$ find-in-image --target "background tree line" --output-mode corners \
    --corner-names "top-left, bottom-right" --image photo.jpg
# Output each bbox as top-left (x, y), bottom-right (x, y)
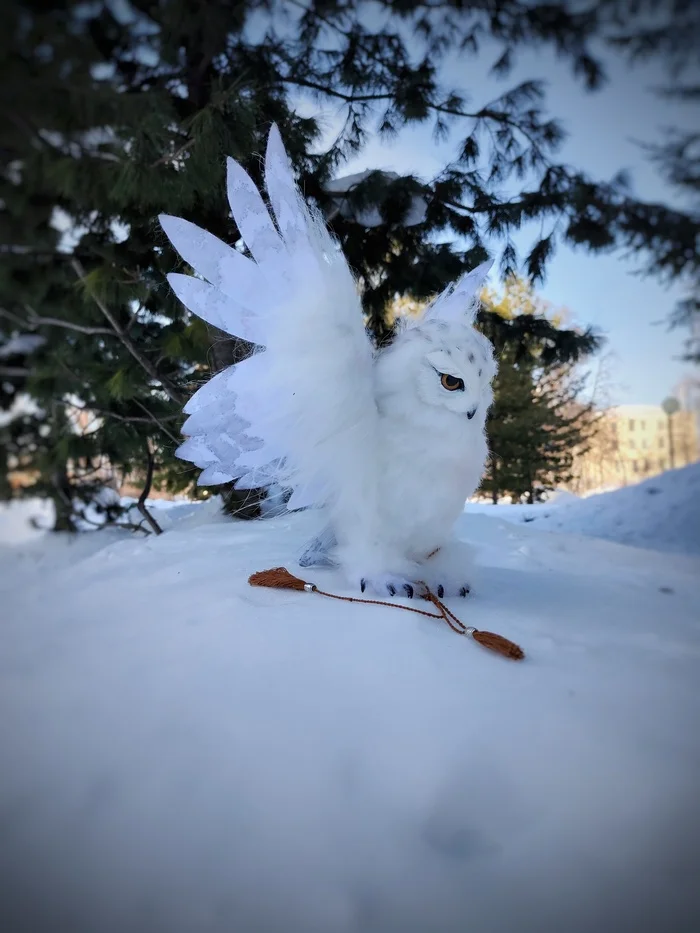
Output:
top-left (1, 0), bottom-right (697, 528)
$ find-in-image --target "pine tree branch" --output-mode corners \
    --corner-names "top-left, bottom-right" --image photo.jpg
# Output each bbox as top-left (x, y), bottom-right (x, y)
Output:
top-left (1, 106), bottom-right (54, 152)
top-left (280, 76), bottom-right (394, 104)
top-left (440, 198), bottom-right (479, 215)
top-left (282, 4), bottom-right (557, 159)
top-left (70, 259), bottom-right (186, 406)
top-left (0, 365), bottom-right (30, 377)
top-left (151, 138), bottom-right (194, 167)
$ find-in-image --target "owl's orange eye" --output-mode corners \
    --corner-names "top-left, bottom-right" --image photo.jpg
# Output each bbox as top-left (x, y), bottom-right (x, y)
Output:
top-left (440, 372), bottom-right (465, 392)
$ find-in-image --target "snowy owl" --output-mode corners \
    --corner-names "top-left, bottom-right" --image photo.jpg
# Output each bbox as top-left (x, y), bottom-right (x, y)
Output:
top-left (161, 126), bottom-right (497, 597)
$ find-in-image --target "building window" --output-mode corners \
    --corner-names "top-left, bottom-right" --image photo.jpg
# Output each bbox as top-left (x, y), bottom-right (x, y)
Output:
top-left (640, 420), bottom-right (646, 430)
top-left (629, 439), bottom-right (636, 449)
top-left (632, 460), bottom-right (638, 472)
top-left (629, 419), bottom-right (635, 431)
top-left (658, 437), bottom-right (665, 449)
top-left (642, 458), bottom-right (649, 472)
top-left (642, 438), bottom-right (649, 449)
top-left (659, 459), bottom-right (666, 470)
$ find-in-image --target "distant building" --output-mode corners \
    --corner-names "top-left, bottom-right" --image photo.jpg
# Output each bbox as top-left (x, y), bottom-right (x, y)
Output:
top-left (569, 403), bottom-right (698, 494)
top-left (675, 375), bottom-right (700, 456)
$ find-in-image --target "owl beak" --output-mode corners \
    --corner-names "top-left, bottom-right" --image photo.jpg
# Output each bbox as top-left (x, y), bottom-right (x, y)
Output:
top-left (467, 407), bottom-right (477, 420)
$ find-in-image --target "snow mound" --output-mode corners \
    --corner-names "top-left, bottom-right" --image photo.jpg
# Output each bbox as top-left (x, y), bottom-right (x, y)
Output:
top-left (469, 463), bottom-right (700, 556)
top-left (0, 497), bottom-right (217, 594)
top-left (1, 504), bottom-right (699, 933)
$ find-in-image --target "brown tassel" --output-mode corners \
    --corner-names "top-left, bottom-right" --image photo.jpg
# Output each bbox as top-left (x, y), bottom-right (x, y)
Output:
top-left (248, 567), bottom-right (315, 592)
top-left (247, 567), bottom-right (525, 661)
top-left (472, 629), bottom-right (524, 661)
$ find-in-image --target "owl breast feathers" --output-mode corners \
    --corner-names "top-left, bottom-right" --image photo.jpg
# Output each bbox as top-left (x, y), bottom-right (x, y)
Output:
top-left (161, 125), bottom-right (497, 596)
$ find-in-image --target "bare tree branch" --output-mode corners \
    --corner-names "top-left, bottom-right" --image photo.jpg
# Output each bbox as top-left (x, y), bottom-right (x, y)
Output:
top-left (56, 397), bottom-right (181, 434)
top-left (70, 506), bottom-right (151, 535)
top-left (0, 307), bottom-right (30, 328)
top-left (22, 305), bottom-right (114, 336)
top-left (137, 441), bottom-right (163, 535)
top-left (132, 397), bottom-right (181, 444)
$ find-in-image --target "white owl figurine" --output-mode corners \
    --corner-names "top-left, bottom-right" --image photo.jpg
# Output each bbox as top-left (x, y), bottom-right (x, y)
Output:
top-left (161, 126), bottom-right (497, 597)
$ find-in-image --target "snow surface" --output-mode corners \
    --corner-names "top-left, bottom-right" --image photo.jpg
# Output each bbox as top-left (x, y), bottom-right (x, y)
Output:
top-left (1, 485), bottom-right (700, 933)
top-left (466, 462), bottom-right (700, 556)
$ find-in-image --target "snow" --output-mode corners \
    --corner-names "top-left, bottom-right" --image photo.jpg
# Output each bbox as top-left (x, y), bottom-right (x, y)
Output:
top-left (0, 393), bottom-right (40, 427)
top-left (467, 462), bottom-right (700, 556)
top-left (0, 497), bottom-right (211, 589)
top-left (0, 333), bottom-right (45, 359)
top-left (1, 483), bottom-right (700, 933)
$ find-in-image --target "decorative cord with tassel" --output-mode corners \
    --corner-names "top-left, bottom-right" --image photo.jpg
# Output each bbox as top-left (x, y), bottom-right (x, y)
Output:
top-left (248, 567), bottom-right (524, 661)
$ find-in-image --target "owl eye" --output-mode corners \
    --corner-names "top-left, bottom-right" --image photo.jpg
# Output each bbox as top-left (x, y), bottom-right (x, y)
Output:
top-left (440, 372), bottom-right (465, 392)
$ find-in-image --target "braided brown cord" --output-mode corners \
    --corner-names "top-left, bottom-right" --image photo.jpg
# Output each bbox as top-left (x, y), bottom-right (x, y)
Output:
top-left (422, 589), bottom-right (469, 635)
top-left (313, 586), bottom-right (446, 622)
top-left (250, 567), bottom-right (450, 620)
top-left (248, 567), bottom-right (524, 660)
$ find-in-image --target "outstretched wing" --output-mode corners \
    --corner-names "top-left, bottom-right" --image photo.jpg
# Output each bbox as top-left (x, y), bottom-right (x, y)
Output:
top-left (161, 125), bottom-right (378, 512)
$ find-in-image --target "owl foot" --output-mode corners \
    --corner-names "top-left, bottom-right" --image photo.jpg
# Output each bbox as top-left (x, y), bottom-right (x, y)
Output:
top-left (418, 544), bottom-right (474, 598)
top-left (417, 574), bottom-right (472, 599)
top-left (356, 574), bottom-right (471, 599)
top-left (359, 574), bottom-right (427, 599)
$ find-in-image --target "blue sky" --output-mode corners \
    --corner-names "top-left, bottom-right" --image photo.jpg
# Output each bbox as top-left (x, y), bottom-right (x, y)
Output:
top-left (301, 38), bottom-right (696, 407)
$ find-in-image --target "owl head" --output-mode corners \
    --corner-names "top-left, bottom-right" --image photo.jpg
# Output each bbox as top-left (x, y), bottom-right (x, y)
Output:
top-left (375, 261), bottom-right (497, 423)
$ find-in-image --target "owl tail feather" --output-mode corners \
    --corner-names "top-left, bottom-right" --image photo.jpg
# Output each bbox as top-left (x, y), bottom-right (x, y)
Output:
top-left (248, 567), bottom-right (525, 661)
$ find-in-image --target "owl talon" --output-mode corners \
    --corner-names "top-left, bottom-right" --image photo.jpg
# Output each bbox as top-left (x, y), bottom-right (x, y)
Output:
top-left (356, 573), bottom-right (422, 598)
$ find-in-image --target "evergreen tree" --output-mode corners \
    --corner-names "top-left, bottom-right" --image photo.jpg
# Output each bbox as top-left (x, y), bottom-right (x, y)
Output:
top-left (643, 84), bottom-right (699, 362)
top-left (478, 279), bottom-right (600, 503)
top-left (1, 0), bottom-right (694, 527)
top-left (605, 0), bottom-right (699, 360)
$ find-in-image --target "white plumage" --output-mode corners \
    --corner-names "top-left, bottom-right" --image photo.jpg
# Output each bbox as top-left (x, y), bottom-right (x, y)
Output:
top-left (161, 125), bottom-right (497, 596)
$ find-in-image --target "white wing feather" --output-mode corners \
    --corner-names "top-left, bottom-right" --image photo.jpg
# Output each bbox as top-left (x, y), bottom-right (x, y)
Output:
top-left (161, 125), bottom-right (377, 516)
top-left (420, 259), bottom-right (493, 325)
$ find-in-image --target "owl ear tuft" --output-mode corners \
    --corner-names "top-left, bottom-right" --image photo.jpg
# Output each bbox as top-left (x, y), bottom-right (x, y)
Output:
top-left (413, 259), bottom-right (493, 327)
